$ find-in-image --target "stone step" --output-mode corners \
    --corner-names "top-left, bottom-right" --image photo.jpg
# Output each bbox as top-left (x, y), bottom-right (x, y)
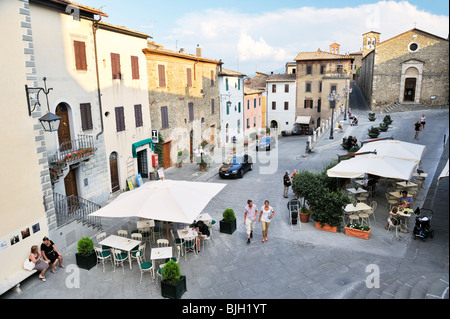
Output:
top-left (342, 272), bottom-right (449, 299)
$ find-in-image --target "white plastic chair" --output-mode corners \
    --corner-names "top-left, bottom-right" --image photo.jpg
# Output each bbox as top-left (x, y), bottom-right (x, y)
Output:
top-left (183, 236), bottom-right (197, 260)
top-left (117, 230), bottom-right (128, 238)
top-left (94, 246), bottom-right (112, 272)
top-left (112, 249), bottom-right (128, 274)
top-left (170, 229), bottom-right (184, 257)
top-left (386, 217), bottom-right (401, 237)
top-left (131, 243), bottom-right (146, 264)
top-left (136, 251), bottom-right (153, 283)
top-left (157, 239), bottom-right (169, 247)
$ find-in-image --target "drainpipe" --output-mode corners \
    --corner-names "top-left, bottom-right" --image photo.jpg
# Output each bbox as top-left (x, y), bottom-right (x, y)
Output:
top-left (93, 15), bottom-right (104, 140)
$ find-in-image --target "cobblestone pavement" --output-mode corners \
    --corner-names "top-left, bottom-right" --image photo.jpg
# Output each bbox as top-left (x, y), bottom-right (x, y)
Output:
top-left (2, 105), bottom-right (448, 303)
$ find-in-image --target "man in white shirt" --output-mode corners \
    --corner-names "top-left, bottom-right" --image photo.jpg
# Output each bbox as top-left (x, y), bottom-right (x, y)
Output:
top-left (244, 199), bottom-right (258, 244)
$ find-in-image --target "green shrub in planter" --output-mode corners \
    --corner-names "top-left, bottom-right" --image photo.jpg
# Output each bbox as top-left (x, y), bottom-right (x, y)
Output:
top-left (368, 126), bottom-right (380, 138)
top-left (75, 237), bottom-right (96, 270)
top-left (161, 260), bottom-right (186, 299)
top-left (368, 112), bottom-right (376, 121)
top-left (220, 208), bottom-right (237, 234)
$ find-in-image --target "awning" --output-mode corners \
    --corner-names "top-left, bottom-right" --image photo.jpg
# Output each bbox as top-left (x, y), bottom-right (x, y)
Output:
top-left (132, 138), bottom-right (155, 158)
top-left (438, 160), bottom-right (449, 182)
top-left (296, 116), bottom-right (311, 125)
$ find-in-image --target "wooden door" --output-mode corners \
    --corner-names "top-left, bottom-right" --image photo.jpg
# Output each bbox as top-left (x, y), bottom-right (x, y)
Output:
top-left (162, 142), bottom-right (171, 169)
top-left (64, 169), bottom-right (78, 198)
top-left (404, 78), bottom-right (416, 102)
top-left (56, 103), bottom-right (72, 151)
top-left (109, 152), bottom-right (120, 193)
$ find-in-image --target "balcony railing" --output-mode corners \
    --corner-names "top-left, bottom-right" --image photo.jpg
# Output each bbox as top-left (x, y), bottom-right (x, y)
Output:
top-left (48, 135), bottom-right (95, 183)
top-left (322, 71), bottom-right (351, 79)
top-left (54, 192), bottom-right (102, 229)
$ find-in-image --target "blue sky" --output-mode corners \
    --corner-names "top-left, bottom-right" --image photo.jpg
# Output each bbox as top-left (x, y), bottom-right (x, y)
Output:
top-left (81, 0), bottom-right (449, 75)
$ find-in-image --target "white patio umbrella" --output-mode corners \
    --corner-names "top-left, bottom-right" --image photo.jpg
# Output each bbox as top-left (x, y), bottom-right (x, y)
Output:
top-left (359, 140), bottom-right (425, 163)
top-left (327, 154), bottom-right (418, 180)
top-left (90, 179), bottom-right (226, 236)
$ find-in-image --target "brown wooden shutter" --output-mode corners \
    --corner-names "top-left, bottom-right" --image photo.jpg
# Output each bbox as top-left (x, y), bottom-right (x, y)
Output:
top-left (211, 70), bottom-right (214, 86)
top-left (111, 53), bottom-right (121, 79)
top-left (115, 107), bottom-right (125, 132)
top-left (158, 64), bottom-right (166, 87)
top-left (80, 103), bottom-right (92, 130)
top-left (131, 56), bottom-right (139, 79)
top-left (74, 41), bottom-right (87, 70)
top-left (186, 68), bottom-right (192, 87)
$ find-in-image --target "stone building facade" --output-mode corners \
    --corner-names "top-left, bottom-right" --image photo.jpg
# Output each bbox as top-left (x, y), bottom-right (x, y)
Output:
top-left (143, 43), bottom-right (222, 168)
top-left (359, 28), bottom-right (449, 109)
top-left (294, 46), bottom-right (353, 129)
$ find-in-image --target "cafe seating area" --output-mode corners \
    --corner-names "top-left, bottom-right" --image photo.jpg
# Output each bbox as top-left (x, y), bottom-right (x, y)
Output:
top-left (343, 169), bottom-right (427, 237)
top-left (91, 213), bottom-right (216, 284)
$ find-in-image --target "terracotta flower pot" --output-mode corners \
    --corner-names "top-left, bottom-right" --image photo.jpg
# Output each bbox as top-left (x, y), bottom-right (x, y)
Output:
top-left (345, 226), bottom-right (371, 240)
top-left (299, 212), bottom-right (310, 223)
top-left (315, 222), bottom-right (337, 233)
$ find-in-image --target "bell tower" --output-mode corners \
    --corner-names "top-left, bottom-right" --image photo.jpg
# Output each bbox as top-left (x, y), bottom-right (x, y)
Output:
top-left (362, 31), bottom-right (380, 57)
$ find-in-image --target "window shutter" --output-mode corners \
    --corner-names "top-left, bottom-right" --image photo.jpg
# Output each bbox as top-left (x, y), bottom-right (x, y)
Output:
top-left (134, 104), bottom-right (143, 127)
top-left (80, 103), bottom-right (92, 130)
top-left (211, 99), bottom-right (215, 114)
top-left (158, 65), bottom-right (166, 87)
top-left (115, 107), bottom-right (125, 132)
top-left (111, 53), bottom-right (121, 79)
top-left (284, 102), bottom-right (289, 110)
top-left (131, 56), bottom-right (139, 79)
top-left (74, 41), bottom-right (87, 70)
top-left (161, 106), bottom-right (168, 128)
top-left (225, 78), bottom-right (229, 91)
top-left (211, 70), bottom-right (214, 86)
top-left (285, 84), bottom-right (289, 93)
top-left (188, 102), bottom-right (194, 122)
top-left (187, 68), bottom-right (192, 87)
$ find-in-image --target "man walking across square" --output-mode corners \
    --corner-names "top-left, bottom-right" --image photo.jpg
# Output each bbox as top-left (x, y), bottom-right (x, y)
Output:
top-left (244, 199), bottom-right (258, 244)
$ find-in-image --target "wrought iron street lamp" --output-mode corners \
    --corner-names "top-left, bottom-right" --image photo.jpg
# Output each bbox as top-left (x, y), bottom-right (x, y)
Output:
top-left (25, 77), bottom-right (61, 132)
top-left (327, 90), bottom-right (340, 139)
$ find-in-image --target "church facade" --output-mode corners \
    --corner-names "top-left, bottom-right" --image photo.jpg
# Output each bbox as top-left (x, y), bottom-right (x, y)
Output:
top-left (359, 28), bottom-right (449, 109)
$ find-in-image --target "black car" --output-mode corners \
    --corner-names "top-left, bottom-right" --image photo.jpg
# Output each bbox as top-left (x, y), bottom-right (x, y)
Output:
top-left (219, 155), bottom-right (253, 178)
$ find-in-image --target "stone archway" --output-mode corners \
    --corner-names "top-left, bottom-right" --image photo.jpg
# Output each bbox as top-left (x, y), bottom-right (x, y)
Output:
top-left (400, 61), bottom-right (423, 103)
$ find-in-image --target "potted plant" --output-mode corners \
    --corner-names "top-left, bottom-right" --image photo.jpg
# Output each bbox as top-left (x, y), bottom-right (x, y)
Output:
top-left (379, 121), bottom-right (389, 132)
top-left (75, 237), bottom-right (96, 270)
top-left (367, 126), bottom-right (380, 138)
top-left (383, 114), bottom-right (393, 125)
top-left (220, 208), bottom-right (236, 234)
top-left (161, 260), bottom-right (186, 299)
top-left (299, 204), bottom-right (311, 223)
top-left (345, 223), bottom-right (371, 240)
top-left (368, 112), bottom-right (376, 121)
top-left (177, 151), bottom-right (183, 168)
top-left (310, 188), bottom-right (350, 233)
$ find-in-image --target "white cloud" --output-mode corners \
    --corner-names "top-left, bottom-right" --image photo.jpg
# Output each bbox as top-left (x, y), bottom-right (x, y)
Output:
top-left (162, 1), bottom-right (449, 74)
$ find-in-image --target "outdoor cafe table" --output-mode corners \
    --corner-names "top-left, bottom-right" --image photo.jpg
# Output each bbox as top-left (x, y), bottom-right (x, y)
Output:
top-left (151, 247), bottom-right (172, 277)
top-left (388, 191), bottom-right (412, 199)
top-left (344, 202), bottom-right (371, 213)
top-left (99, 235), bottom-right (141, 270)
top-left (398, 208), bottom-right (414, 232)
top-left (413, 172), bottom-right (428, 179)
top-left (137, 219), bottom-right (155, 229)
top-left (396, 181), bottom-right (418, 188)
top-left (177, 227), bottom-right (198, 240)
top-left (347, 188), bottom-right (367, 200)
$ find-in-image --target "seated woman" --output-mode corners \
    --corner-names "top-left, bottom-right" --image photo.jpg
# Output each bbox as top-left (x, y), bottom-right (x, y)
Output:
top-left (352, 117), bottom-right (358, 126)
top-left (193, 221), bottom-right (210, 253)
top-left (385, 206), bottom-right (400, 230)
top-left (346, 136), bottom-right (354, 149)
top-left (29, 245), bottom-right (49, 282)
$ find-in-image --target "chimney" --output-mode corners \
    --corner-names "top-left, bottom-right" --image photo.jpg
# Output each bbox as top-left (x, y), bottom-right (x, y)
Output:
top-left (179, 48), bottom-right (185, 53)
top-left (196, 44), bottom-right (202, 57)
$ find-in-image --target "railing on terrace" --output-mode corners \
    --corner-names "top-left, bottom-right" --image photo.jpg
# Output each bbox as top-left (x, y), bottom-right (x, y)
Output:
top-left (322, 71), bottom-right (351, 79)
top-left (54, 192), bottom-right (102, 229)
top-left (48, 135), bottom-right (95, 165)
top-left (48, 135), bottom-right (95, 183)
